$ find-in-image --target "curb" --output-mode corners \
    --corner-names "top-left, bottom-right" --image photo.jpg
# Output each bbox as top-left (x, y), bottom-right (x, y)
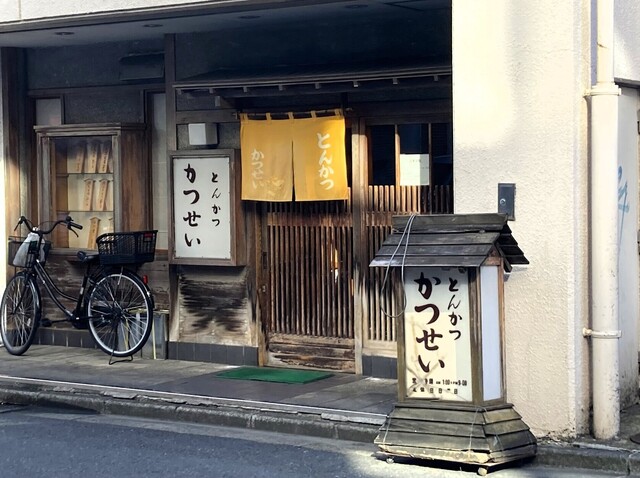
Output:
top-left (534, 443), bottom-right (640, 475)
top-left (0, 382), bottom-right (380, 444)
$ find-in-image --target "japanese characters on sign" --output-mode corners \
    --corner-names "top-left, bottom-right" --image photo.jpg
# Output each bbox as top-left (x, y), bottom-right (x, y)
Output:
top-left (240, 117), bottom-right (293, 202)
top-left (173, 155), bottom-right (232, 260)
top-left (404, 267), bottom-right (472, 401)
top-left (292, 114), bottom-right (348, 201)
top-left (240, 112), bottom-right (348, 202)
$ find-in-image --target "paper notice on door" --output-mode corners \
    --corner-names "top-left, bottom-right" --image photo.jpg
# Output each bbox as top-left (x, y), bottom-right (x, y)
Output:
top-left (399, 154), bottom-right (429, 186)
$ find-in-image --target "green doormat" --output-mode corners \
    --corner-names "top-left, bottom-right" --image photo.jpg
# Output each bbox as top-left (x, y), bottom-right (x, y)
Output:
top-left (216, 366), bottom-right (333, 384)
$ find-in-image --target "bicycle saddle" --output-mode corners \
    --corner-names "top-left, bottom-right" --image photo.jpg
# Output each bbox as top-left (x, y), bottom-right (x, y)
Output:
top-left (76, 250), bottom-right (100, 263)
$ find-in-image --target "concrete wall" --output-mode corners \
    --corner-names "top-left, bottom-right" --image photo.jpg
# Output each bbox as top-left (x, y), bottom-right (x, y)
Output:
top-left (614, 0), bottom-right (640, 83)
top-left (452, 0), bottom-right (591, 437)
top-left (618, 88), bottom-right (640, 409)
top-left (26, 40), bottom-right (163, 89)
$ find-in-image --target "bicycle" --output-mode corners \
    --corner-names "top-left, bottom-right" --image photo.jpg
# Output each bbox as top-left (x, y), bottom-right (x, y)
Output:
top-left (0, 215), bottom-right (157, 361)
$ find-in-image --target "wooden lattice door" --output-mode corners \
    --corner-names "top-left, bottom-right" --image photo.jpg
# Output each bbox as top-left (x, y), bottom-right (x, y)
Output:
top-left (261, 196), bottom-right (355, 371)
top-left (258, 119), bottom-right (453, 372)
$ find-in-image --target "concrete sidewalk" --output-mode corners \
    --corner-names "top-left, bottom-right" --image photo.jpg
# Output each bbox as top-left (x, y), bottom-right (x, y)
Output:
top-left (1, 345), bottom-right (640, 475)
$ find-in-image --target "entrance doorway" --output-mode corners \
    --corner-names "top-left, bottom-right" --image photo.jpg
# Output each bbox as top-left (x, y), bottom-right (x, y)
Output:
top-left (261, 198), bottom-right (355, 371)
top-left (259, 118), bottom-right (453, 372)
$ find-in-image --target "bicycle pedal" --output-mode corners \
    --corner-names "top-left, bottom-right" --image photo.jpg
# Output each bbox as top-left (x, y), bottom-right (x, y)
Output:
top-left (40, 318), bottom-right (52, 327)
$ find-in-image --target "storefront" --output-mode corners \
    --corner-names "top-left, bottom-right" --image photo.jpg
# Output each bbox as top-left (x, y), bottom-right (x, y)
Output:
top-left (15, 4), bottom-right (453, 376)
top-left (2, 0), bottom-right (640, 442)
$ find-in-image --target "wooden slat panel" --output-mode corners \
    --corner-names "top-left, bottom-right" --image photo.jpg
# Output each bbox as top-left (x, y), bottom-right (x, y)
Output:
top-left (483, 419), bottom-right (531, 435)
top-left (319, 220), bottom-right (327, 336)
top-left (386, 414), bottom-right (531, 438)
top-left (267, 334), bottom-right (355, 371)
top-left (269, 342), bottom-right (355, 360)
top-left (370, 255), bottom-right (485, 268)
top-left (393, 214), bottom-right (506, 231)
top-left (378, 429), bottom-right (535, 454)
top-left (300, 223), bottom-right (307, 334)
top-left (379, 431), bottom-right (490, 452)
top-left (292, 222), bottom-right (298, 334)
top-left (484, 444), bottom-right (537, 461)
top-left (176, 268), bottom-right (252, 343)
top-left (386, 419), bottom-right (488, 438)
top-left (383, 232), bottom-right (499, 246)
top-left (388, 403), bottom-right (527, 424)
top-left (483, 407), bottom-right (529, 424)
top-left (487, 431), bottom-right (537, 452)
top-left (364, 185), bottom-right (452, 343)
top-left (267, 350), bottom-right (355, 371)
top-left (375, 243), bottom-right (494, 256)
top-left (376, 442), bottom-right (536, 466)
top-left (375, 443), bottom-right (490, 465)
top-left (389, 407), bottom-right (487, 424)
top-left (269, 205), bottom-right (277, 332)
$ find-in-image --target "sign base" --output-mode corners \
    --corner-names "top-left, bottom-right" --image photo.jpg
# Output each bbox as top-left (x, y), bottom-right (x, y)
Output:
top-left (375, 401), bottom-right (536, 471)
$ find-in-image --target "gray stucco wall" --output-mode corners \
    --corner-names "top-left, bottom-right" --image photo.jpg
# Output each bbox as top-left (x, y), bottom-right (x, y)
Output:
top-left (27, 39), bottom-right (163, 123)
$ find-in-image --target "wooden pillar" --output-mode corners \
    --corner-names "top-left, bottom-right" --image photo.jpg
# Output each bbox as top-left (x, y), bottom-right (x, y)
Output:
top-left (1, 48), bottom-right (22, 285)
top-left (352, 118), bottom-right (368, 374)
top-left (164, 34), bottom-right (181, 345)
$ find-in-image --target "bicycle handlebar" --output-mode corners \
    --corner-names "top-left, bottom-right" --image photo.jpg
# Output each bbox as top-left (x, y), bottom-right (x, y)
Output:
top-left (15, 215), bottom-right (83, 236)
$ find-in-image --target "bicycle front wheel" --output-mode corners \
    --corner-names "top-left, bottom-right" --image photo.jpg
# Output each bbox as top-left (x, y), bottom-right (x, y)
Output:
top-left (87, 270), bottom-right (153, 357)
top-left (0, 272), bottom-right (41, 355)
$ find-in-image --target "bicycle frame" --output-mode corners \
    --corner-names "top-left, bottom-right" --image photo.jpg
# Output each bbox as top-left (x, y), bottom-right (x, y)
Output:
top-left (27, 258), bottom-right (94, 322)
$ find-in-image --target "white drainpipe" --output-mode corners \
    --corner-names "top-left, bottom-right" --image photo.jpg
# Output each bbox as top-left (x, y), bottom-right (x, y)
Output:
top-left (585, 0), bottom-right (621, 440)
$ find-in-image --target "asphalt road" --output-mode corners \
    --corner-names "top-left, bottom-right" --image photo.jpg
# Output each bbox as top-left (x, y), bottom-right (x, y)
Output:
top-left (0, 404), bottom-right (630, 478)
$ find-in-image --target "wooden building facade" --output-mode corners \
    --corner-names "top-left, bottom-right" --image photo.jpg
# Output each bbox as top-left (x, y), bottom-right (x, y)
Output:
top-left (3, 0), bottom-right (640, 442)
top-left (164, 24), bottom-right (454, 374)
top-left (4, 3), bottom-right (454, 377)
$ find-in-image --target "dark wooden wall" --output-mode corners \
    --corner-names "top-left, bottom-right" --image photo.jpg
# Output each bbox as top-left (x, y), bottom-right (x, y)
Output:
top-left (174, 266), bottom-right (253, 345)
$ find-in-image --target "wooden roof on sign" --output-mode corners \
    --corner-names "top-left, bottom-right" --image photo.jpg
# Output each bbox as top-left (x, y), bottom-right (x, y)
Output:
top-left (370, 213), bottom-right (529, 272)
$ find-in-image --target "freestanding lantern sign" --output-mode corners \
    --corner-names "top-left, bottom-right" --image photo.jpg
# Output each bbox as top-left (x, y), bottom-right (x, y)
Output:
top-left (370, 214), bottom-right (536, 474)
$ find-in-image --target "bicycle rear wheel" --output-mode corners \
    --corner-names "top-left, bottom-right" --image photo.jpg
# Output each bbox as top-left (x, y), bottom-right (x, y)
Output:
top-left (0, 272), bottom-right (41, 355)
top-left (86, 270), bottom-right (153, 357)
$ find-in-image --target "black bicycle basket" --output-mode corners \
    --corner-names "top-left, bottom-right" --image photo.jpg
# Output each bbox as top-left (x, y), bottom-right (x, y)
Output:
top-left (96, 230), bottom-right (157, 265)
top-left (8, 236), bottom-right (52, 268)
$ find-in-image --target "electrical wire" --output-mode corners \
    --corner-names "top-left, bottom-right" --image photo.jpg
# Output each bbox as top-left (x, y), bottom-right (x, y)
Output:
top-left (379, 213), bottom-right (417, 319)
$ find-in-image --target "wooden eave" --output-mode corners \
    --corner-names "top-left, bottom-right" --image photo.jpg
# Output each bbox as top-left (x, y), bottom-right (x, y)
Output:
top-left (370, 213), bottom-right (529, 272)
top-left (173, 61), bottom-right (452, 96)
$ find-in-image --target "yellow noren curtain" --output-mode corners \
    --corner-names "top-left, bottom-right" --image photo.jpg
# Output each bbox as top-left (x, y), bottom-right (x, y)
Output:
top-left (241, 116), bottom-right (293, 201)
top-left (241, 111), bottom-right (347, 201)
top-left (292, 114), bottom-right (348, 201)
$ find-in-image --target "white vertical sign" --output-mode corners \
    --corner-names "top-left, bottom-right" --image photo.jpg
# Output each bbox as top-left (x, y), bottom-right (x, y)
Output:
top-left (173, 155), bottom-right (231, 259)
top-left (404, 267), bottom-right (473, 401)
top-left (480, 265), bottom-right (502, 401)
